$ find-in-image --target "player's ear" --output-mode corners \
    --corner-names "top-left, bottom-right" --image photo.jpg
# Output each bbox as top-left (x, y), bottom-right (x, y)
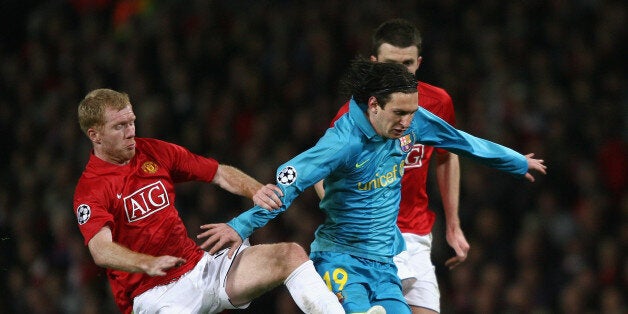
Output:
top-left (368, 96), bottom-right (379, 114)
top-left (88, 128), bottom-right (101, 144)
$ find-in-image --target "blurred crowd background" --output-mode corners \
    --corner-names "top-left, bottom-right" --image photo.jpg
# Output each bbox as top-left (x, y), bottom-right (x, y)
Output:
top-left (1, 0), bottom-right (626, 313)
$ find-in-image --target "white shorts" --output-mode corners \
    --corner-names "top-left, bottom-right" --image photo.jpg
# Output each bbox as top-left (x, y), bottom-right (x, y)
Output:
top-left (393, 233), bottom-right (440, 312)
top-left (133, 240), bottom-right (251, 314)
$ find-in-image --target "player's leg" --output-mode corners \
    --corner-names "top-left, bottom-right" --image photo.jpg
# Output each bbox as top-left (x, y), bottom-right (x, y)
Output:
top-left (311, 251), bottom-right (408, 314)
top-left (370, 257), bottom-right (411, 314)
top-left (133, 253), bottom-right (214, 313)
top-left (225, 242), bottom-right (344, 313)
top-left (310, 251), bottom-right (372, 313)
top-left (398, 233), bottom-right (440, 313)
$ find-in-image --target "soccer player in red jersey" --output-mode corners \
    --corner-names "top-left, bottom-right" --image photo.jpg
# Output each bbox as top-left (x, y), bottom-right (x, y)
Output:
top-left (316, 19), bottom-right (466, 314)
top-left (73, 88), bottom-right (344, 314)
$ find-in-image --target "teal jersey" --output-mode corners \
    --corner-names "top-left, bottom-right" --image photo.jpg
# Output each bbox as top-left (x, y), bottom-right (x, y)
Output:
top-left (227, 99), bottom-right (527, 262)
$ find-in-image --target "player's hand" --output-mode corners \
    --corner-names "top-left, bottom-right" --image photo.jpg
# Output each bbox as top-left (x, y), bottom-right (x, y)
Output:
top-left (197, 223), bottom-right (243, 258)
top-left (444, 224), bottom-right (469, 270)
top-left (524, 153), bottom-right (547, 182)
top-left (253, 184), bottom-right (283, 210)
top-left (143, 255), bottom-right (186, 276)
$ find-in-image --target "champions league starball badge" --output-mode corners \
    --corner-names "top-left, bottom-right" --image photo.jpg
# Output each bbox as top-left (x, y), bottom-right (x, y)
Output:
top-left (277, 166), bottom-right (297, 185)
top-left (76, 204), bottom-right (91, 225)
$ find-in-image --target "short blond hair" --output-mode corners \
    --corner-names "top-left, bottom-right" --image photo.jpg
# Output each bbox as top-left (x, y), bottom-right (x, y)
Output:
top-left (78, 88), bottom-right (131, 135)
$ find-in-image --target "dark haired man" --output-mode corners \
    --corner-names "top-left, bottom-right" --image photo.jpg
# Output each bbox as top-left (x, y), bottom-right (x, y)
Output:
top-left (202, 59), bottom-right (546, 313)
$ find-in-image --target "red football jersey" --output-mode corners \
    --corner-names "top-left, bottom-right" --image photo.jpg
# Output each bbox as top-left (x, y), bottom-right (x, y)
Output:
top-left (329, 82), bottom-right (456, 235)
top-left (73, 138), bottom-right (218, 313)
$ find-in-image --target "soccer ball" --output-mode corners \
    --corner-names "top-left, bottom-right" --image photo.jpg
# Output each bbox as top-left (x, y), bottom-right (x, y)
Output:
top-left (277, 166), bottom-right (297, 185)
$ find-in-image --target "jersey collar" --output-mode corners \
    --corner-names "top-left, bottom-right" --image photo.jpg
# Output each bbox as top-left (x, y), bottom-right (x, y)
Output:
top-left (349, 98), bottom-right (381, 141)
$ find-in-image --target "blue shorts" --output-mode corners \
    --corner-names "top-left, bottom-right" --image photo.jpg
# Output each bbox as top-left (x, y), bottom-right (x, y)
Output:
top-left (310, 251), bottom-right (411, 314)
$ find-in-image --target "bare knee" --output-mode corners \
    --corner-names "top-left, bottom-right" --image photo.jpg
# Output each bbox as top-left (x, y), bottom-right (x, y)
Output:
top-left (271, 242), bottom-right (309, 274)
top-left (234, 242), bottom-right (309, 288)
top-left (225, 242), bottom-right (310, 304)
top-left (260, 242), bottom-right (309, 279)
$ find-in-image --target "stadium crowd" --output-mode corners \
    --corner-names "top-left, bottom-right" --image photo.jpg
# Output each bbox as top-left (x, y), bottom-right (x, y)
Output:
top-left (1, 0), bottom-right (625, 313)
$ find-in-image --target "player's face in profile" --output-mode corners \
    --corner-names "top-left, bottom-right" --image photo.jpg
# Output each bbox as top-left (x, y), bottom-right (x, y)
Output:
top-left (96, 105), bottom-right (137, 164)
top-left (370, 92), bottom-right (418, 139)
top-left (373, 43), bottom-right (420, 74)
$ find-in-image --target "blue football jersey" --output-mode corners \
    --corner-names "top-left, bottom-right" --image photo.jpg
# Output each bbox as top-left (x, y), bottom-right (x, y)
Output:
top-left (227, 98), bottom-right (527, 262)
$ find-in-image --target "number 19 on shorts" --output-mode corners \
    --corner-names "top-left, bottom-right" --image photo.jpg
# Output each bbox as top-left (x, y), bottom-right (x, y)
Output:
top-left (323, 268), bottom-right (348, 291)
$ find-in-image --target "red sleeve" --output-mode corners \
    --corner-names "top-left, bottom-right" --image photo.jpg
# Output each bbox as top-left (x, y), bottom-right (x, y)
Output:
top-left (145, 138), bottom-right (219, 183)
top-left (73, 177), bottom-right (115, 245)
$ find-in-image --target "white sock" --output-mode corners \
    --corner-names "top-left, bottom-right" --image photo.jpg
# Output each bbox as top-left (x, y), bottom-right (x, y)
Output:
top-left (284, 260), bottom-right (345, 314)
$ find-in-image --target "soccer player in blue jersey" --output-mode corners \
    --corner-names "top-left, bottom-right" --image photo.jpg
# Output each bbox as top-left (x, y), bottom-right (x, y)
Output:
top-left (197, 58), bottom-right (546, 314)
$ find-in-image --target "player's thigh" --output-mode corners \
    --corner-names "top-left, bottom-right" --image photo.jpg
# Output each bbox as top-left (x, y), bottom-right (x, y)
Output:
top-left (311, 251), bottom-right (384, 313)
top-left (402, 233), bottom-right (440, 312)
top-left (405, 234), bottom-right (435, 278)
top-left (402, 278), bottom-right (440, 313)
top-left (371, 265), bottom-right (411, 314)
top-left (134, 254), bottom-right (214, 313)
top-left (395, 233), bottom-right (434, 281)
top-left (342, 283), bottom-right (372, 313)
top-left (134, 280), bottom-right (201, 314)
top-left (226, 242), bottom-right (307, 304)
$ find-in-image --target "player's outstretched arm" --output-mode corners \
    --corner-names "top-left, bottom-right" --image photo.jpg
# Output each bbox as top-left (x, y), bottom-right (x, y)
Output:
top-left (197, 223), bottom-right (243, 258)
top-left (88, 227), bottom-right (185, 276)
top-left (213, 164), bottom-right (282, 210)
top-left (523, 153), bottom-right (547, 182)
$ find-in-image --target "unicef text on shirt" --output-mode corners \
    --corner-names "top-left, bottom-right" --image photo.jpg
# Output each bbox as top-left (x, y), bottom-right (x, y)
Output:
top-left (357, 162), bottom-right (404, 191)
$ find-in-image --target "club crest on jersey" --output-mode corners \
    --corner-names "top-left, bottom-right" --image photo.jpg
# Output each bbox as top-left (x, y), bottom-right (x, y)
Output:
top-left (277, 166), bottom-right (297, 185)
top-left (141, 161), bottom-right (159, 174)
top-left (399, 133), bottom-right (414, 153)
top-left (76, 204), bottom-right (91, 225)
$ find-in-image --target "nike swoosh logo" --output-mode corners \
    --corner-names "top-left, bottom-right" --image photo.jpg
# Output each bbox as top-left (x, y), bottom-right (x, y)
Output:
top-left (355, 159), bottom-right (369, 168)
top-left (117, 193), bottom-right (122, 199)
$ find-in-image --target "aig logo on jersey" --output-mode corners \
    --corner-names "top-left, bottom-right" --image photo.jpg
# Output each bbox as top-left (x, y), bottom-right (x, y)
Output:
top-left (277, 166), bottom-right (297, 185)
top-left (124, 181), bottom-right (170, 222)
